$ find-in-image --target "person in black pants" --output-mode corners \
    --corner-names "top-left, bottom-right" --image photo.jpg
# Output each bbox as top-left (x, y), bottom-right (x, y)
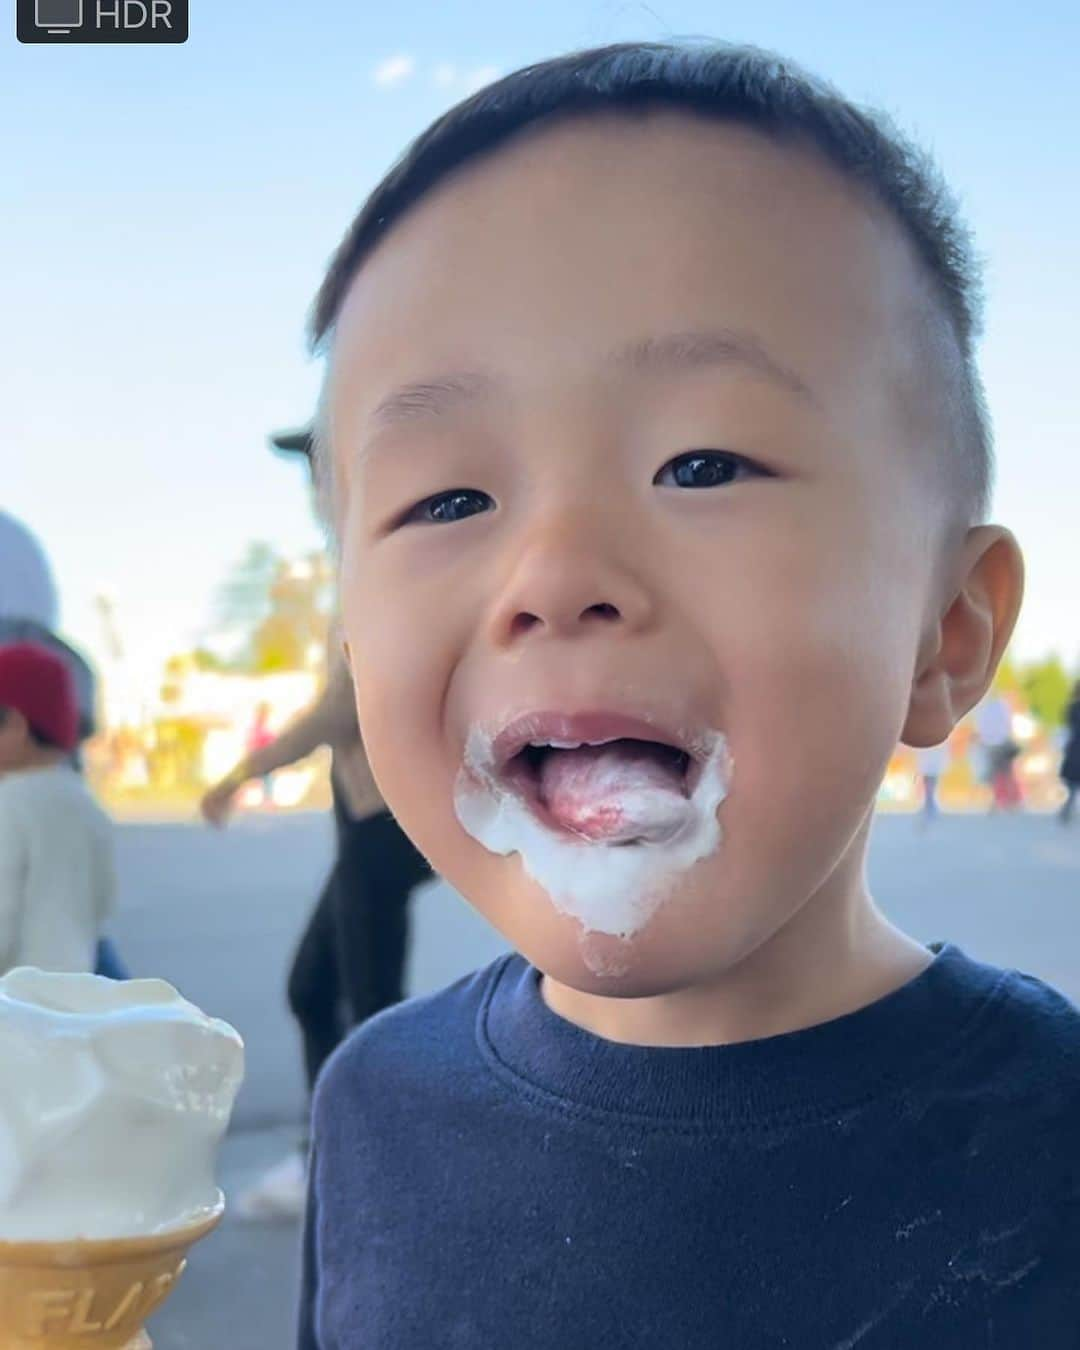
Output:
top-left (287, 778), bottom-right (432, 1092)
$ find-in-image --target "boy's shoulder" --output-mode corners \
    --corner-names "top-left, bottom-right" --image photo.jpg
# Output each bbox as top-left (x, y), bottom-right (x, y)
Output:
top-left (0, 765), bottom-right (106, 815)
top-left (0, 770), bottom-right (112, 861)
top-left (311, 952), bottom-right (512, 1125)
top-left (939, 949), bottom-right (1080, 1134)
top-left (980, 956), bottom-right (1080, 1071)
top-left (0, 765), bottom-right (67, 796)
top-left (0, 768), bottom-right (52, 817)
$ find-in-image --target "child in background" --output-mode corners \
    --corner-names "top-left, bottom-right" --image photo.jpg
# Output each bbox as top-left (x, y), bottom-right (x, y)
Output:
top-left (0, 643), bottom-right (115, 975)
top-left (915, 741), bottom-right (950, 823)
top-left (0, 509), bottom-right (128, 978)
top-left (297, 41), bottom-right (1078, 1348)
top-left (974, 692), bottom-right (1024, 812)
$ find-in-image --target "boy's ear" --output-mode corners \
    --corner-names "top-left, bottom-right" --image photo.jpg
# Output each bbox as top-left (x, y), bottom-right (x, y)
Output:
top-left (901, 525), bottom-right (1025, 748)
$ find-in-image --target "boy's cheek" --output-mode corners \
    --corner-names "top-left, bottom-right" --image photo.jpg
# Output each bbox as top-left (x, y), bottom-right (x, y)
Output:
top-left (719, 583), bottom-right (916, 810)
top-left (340, 615), bottom-right (457, 816)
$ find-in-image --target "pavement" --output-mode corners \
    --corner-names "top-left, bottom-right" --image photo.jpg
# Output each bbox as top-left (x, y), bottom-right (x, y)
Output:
top-left (104, 807), bottom-right (1080, 1349)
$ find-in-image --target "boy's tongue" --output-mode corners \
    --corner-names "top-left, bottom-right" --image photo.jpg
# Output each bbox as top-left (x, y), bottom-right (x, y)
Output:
top-left (535, 740), bottom-right (689, 844)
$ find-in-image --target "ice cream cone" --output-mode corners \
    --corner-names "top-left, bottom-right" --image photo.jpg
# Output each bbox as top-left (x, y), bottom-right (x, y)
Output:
top-left (0, 1196), bottom-right (223, 1350)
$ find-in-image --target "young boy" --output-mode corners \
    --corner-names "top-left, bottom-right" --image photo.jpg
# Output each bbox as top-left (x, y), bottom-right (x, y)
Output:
top-left (0, 642), bottom-right (115, 975)
top-left (297, 42), bottom-right (1078, 1347)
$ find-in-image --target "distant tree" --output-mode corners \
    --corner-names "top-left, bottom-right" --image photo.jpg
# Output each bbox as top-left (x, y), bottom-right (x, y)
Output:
top-left (190, 647), bottom-right (230, 673)
top-left (250, 554), bottom-right (333, 672)
top-left (991, 649), bottom-right (1021, 696)
top-left (213, 542), bottom-right (281, 648)
top-left (207, 543), bottom-right (333, 674)
top-left (1018, 655), bottom-right (1073, 728)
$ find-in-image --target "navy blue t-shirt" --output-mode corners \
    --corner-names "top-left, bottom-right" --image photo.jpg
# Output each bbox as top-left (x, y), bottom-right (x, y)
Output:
top-left (299, 941), bottom-right (1080, 1348)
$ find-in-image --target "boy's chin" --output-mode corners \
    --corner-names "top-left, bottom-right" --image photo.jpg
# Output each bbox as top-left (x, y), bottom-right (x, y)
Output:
top-left (511, 901), bottom-right (744, 1000)
top-left (534, 948), bottom-right (723, 1010)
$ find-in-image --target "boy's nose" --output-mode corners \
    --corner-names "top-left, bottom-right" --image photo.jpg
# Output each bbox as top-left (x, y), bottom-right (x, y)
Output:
top-left (484, 522), bottom-right (656, 649)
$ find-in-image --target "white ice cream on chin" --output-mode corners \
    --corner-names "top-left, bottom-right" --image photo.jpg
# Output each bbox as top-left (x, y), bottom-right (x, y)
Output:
top-left (0, 967), bottom-right (244, 1241)
top-left (454, 722), bottom-right (732, 951)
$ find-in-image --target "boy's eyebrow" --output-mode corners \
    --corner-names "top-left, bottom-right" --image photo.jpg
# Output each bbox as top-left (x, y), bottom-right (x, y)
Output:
top-left (365, 327), bottom-right (816, 432)
top-left (616, 329), bottom-right (815, 402)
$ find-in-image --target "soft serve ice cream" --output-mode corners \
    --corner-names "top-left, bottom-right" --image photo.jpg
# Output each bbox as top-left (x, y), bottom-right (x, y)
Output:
top-left (454, 709), bottom-right (732, 956)
top-left (0, 967), bottom-right (244, 1241)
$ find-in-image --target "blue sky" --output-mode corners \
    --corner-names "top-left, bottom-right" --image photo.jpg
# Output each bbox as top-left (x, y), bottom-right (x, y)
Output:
top-left (5, 0), bottom-right (1078, 688)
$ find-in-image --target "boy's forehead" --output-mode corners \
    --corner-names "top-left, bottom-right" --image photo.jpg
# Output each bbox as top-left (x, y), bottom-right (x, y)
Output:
top-left (331, 113), bottom-right (934, 438)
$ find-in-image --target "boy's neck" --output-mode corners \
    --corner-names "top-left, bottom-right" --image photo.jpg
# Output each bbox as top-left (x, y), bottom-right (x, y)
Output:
top-left (539, 818), bottom-right (934, 1049)
top-left (11, 746), bottom-right (68, 775)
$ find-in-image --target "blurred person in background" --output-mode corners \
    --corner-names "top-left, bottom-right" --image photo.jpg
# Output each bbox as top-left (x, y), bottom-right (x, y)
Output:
top-left (1059, 680), bottom-right (1080, 825)
top-left (246, 700), bottom-right (278, 804)
top-left (973, 692), bottom-right (1023, 813)
top-left (0, 643), bottom-right (116, 976)
top-left (0, 511), bottom-right (127, 978)
top-left (915, 741), bottom-right (949, 825)
top-left (199, 426), bottom-right (433, 1219)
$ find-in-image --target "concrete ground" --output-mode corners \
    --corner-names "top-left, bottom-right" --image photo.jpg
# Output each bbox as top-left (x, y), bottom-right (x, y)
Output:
top-left (104, 808), bottom-right (1079, 1349)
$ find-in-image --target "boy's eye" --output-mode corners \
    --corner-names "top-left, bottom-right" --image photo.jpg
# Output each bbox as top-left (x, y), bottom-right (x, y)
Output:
top-left (398, 451), bottom-right (767, 527)
top-left (403, 489), bottom-right (494, 526)
top-left (654, 450), bottom-right (768, 489)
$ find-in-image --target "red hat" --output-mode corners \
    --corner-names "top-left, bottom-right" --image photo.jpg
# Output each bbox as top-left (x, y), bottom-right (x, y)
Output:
top-left (0, 642), bottom-right (80, 752)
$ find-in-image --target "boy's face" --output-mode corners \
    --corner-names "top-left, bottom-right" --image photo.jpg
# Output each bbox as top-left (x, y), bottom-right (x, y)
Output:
top-left (327, 115), bottom-right (960, 993)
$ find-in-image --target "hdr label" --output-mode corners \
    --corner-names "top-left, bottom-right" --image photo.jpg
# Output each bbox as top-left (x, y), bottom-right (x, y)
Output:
top-left (17, 0), bottom-right (188, 43)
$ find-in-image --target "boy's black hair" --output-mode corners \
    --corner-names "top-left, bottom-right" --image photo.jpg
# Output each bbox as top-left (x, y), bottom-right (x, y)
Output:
top-left (310, 40), bottom-right (992, 527)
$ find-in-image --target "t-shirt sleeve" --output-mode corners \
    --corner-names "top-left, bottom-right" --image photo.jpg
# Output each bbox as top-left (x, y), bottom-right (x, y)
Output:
top-left (296, 1145), bottom-right (322, 1350)
top-left (0, 793), bottom-right (27, 969)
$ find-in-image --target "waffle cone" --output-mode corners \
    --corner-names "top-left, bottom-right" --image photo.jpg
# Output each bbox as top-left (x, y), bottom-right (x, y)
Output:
top-left (0, 1200), bottom-right (222, 1350)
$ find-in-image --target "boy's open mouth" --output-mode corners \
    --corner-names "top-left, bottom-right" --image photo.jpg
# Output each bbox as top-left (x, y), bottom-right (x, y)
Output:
top-left (487, 712), bottom-right (706, 842)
